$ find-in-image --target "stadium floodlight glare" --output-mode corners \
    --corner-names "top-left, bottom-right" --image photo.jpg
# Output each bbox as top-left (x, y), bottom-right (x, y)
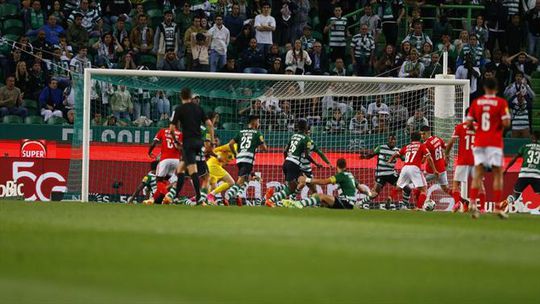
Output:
top-left (76, 69), bottom-right (469, 205)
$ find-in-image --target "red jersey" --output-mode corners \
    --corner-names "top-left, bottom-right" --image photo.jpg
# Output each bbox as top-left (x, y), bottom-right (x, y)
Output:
top-left (467, 95), bottom-right (510, 148)
top-left (154, 128), bottom-right (183, 160)
top-left (399, 141), bottom-right (430, 169)
top-left (424, 135), bottom-right (446, 173)
top-left (452, 122), bottom-right (476, 166)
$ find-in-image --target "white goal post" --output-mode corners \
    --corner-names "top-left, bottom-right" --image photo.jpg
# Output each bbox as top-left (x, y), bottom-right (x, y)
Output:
top-left (81, 68), bottom-right (470, 203)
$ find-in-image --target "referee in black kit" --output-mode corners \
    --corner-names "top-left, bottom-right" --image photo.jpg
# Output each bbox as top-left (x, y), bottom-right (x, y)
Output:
top-left (169, 87), bottom-right (215, 204)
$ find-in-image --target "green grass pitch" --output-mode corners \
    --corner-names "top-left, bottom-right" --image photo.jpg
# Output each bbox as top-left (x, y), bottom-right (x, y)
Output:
top-left (1, 201), bottom-right (539, 304)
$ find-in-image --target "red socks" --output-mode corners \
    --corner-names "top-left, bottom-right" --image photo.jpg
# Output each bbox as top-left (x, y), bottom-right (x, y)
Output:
top-left (478, 192), bottom-right (486, 210)
top-left (391, 188), bottom-right (399, 201)
top-left (417, 192), bottom-right (427, 209)
top-left (470, 188), bottom-right (479, 205)
top-left (154, 180), bottom-right (169, 200)
top-left (452, 190), bottom-right (462, 204)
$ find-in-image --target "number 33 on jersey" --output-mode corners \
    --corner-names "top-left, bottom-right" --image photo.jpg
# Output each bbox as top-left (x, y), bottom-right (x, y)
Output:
top-left (467, 95), bottom-right (510, 148)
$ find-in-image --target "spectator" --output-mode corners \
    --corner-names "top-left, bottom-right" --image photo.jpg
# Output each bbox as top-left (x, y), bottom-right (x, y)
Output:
top-left (119, 52), bottom-right (137, 69)
top-left (505, 15), bottom-right (527, 56)
top-left (5, 49), bottom-right (23, 77)
top-left (239, 99), bottom-right (264, 118)
top-left (453, 30), bottom-right (468, 55)
top-left (511, 94), bottom-right (530, 138)
top-left (300, 25), bottom-right (315, 53)
top-left (112, 17), bottom-right (129, 45)
top-left (359, 4), bottom-right (381, 39)
top-left (92, 32), bottom-right (124, 68)
top-left (321, 92), bottom-right (353, 115)
top-left (507, 51), bottom-right (539, 80)
top-left (152, 90), bottom-right (170, 120)
top-left (456, 53), bottom-right (481, 99)
top-left (235, 24), bottom-right (254, 56)
top-left (110, 85), bottom-right (133, 120)
top-left (351, 24), bottom-right (376, 76)
top-left (39, 79), bottom-right (64, 122)
top-left (436, 33), bottom-right (458, 70)
top-left (504, 71), bottom-right (535, 102)
top-left (526, 7), bottom-right (540, 59)
top-left (422, 52), bottom-right (442, 78)
top-left (294, 0), bottom-right (310, 39)
top-left (191, 32), bottom-right (210, 72)
top-left (254, 2), bottom-right (276, 55)
top-left (432, 14), bottom-right (452, 45)
top-left (12, 36), bottom-right (34, 64)
top-left (129, 15), bottom-right (154, 55)
top-left (278, 100), bottom-right (295, 131)
top-left (275, 0), bottom-right (297, 46)
top-left (0, 76), bottom-right (27, 119)
top-left (32, 30), bottom-right (53, 58)
top-left (15, 61), bottom-right (31, 95)
top-left (349, 110), bottom-right (368, 134)
top-left (49, 46), bottom-right (71, 87)
top-left (220, 57), bottom-right (240, 73)
top-left (420, 42), bottom-right (433, 67)
top-left (69, 46), bottom-right (92, 74)
top-left (389, 94), bottom-right (409, 128)
top-left (29, 15), bottom-right (64, 46)
top-left (57, 34), bottom-right (73, 60)
top-left (407, 109), bottom-right (429, 133)
top-left (484, 0), bottom-right (507, 53)
top-left (155, 10), bottom-right (181, 64)
top-left (375, 44), bottom-right (398, 76)
top-left (485, 49), bottom-right (511, 89)
top-left (183, 16), bottom-right (203, 70)
top-left (330, 58), bottom-right (349, 76)
top-left (225, 3), bottom-right (245, 42)
top-left (268, 57), bottom-right (285, 74)
top-left (402, 21), bottom-right (432, 53)
top-left (175, 2), bottom-right (193, 36)
top-left (200, 16), bottom-right (210, 31)
top-left (157, 49), bottom-right (182, 71)
top-left (208, 15), bottom-right (230, 72)
top-left (132, 87), bottom-right (151, 121)
top-left (28, 61), bottom-right (48, 100)
top-left (324, 4), bottom-right (348, 61)
top-left (308, 41), bottom-right (330, 75)
top-left (67, 13), bottom-right (89, 48)
top-left (103, 114), bottom-right (128, 127)
top-left (471, 15), bottom-right (488, 47)
top-left (285, 39), bottom-right (312, 74)
top-left (372, 111), bottom-right (389, 134)
top-left (50, 1), bottom-right (66, 27)
top-left (325, 109), bottom-right (346, 134)
top-left (102, 0), bottom-right (131, 24)
top-left (129, 3), bottom-right (145, 20)
top-left (24, 0), bottom-right (46, 33)
top-left (378, 0), bottom-right (404, 48)
top-left (66, 109), bottom-right (75, 124)
top-left (398, 49), bottom-right (424, 78)
top-left (242, 38), bottom-right (267, 73)
top-left (68, 0), bottom-right (102, 34)
top-left (396, 41), bottom-right (411, 67)
top-left (266, 43), bottom-right (282, 68)
top-left (367, 96), bottom-right (389, 126)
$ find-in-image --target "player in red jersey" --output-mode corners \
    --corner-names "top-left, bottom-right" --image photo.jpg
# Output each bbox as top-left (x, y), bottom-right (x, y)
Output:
top-left (389, 132), bottom-right (438, 209)
top-left (446, 111), bottom-right (484, 212)
top-left (466, 78), bottom-right (511, 218)
top-left (146, 127), bottom-right (183, 204)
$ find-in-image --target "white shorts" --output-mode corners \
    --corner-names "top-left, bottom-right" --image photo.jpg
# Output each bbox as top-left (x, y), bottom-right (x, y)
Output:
top-left (397, 165), bottom-right (427, 189)
top-left (425, 171), bottom-right (449, 186)
top-left (473, 147), bottom-right (503, 168)
top-left (156, 158), bottom-right (180, 178)
top-left (454, 165), bottom-right (474, 183)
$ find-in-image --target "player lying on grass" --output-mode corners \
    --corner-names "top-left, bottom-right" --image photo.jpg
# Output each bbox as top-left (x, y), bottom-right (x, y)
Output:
top-left (223, 115), bottom-right (267, 206)
top-left (266, 119), bottom-right (312, 207)
top-left (445, 112), bottom-right (482, 212)
top-left (127, 160), bottom-right (159, 204)
top-left (282, 158), bottom-right (369, 209)
top-left (466, 77), bottom-right (511, 219)
top-left (502, 131), bottom-right (540, 206)
top-left (389, 131), bottom-right (438, 210)
top-left (358, 134), bottom-right (412, 210)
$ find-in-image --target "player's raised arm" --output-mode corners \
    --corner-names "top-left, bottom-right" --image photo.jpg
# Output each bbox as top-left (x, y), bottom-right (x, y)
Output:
top-left (360, 145), bottom-right (379, 159)
top-left (205, 118), bottom-right (215, 144)
top-left (148, 130), bottom-right (162, 158)
top-left (313, 146), bottom-right (331, 167)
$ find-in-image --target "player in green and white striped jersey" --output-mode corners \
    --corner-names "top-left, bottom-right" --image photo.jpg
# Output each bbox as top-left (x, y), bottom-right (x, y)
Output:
top-left (282, 158), bottom-right (369, 209)
top-left (127, 161), bottom-right (159, 204)
top-left (223, 116), bottom-right (267, 205)
top-left (502, 131), bottom-right (540, 205)
top-left (358, 134), bottom-right (411, 209)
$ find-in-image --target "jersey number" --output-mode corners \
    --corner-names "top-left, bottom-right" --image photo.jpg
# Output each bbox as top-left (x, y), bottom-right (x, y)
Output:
top-left (240, 135), bottom-right (252, 150)
top-left (289, 139), bottom-right (300, 153)
top-left (404, 150), bottom-right (418, 163)
top-left (434, 147), bottom-right (444, 160)
top-left (464, 134), bottom-right (474, 150)
top-left (481, 112), bottom-right (490, 131)
top-left (526, 151), bottom-right (540, 165)
top-left (166, 138), bottom-right (175, 149)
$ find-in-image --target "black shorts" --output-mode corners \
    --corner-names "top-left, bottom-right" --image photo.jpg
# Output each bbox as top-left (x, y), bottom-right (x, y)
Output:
top-left (237, 163), bottom-right (253, 177)
top-left (197, 161), bottom-right (209, 177)
top-left (514, 177), bottom-right (540, 193)
top-left (330, 197), bottom-right (354, 209)
top-left (283, 161), bottom-right (301, 182)
top-left (301, 169), bottom-right (313, 178)
top-left (376, 174), bottom-right (399, 187)
top-left (182, 139), bottom-right (203, 165)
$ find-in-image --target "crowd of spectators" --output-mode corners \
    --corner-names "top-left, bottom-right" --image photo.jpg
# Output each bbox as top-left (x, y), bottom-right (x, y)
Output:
top-left (0, 0), bottom-right (539, 136)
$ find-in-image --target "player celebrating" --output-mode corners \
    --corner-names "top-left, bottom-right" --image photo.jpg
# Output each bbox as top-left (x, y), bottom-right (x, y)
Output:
top-left (282, 158), bottom-right (368, 209)
top-left (466, 78), bottom-right (511, 219)
top-left (266, 119), bottom-right (312, 207)
top-left (169, 88), bottom-right (215, 205)
top-left (223, 115), bottom-right (267, 205)
top-left (445, 111), bottom-right (481, 212)
top-left (127, 161), bottom-right (159, 204)
top-left (389, 132), bottom-right (438, 209)
top-left (144, 125), bottom-right (183, 205)
top-left (358, 134), bottom-right (411, 210)
top-left (502, 131), bottom-right (540, 206)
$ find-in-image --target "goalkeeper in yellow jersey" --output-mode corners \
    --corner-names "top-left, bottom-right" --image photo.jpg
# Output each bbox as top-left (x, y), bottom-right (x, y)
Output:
top-left (206, 142), bottom-right (238, 204)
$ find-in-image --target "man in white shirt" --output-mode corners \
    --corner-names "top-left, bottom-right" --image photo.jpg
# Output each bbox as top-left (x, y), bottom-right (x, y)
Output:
top-left (208, 15), bottom-right (230, 72)
top-left (367, 97), bottom-right (389, 126)
top-left (254, 2), bottom-right (276, 55)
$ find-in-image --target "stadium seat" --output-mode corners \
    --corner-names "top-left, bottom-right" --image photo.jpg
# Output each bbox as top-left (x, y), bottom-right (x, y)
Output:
top-left (222, 122), bottom-right (240, 130)
top-left (2, 19), bottom-right (24, 36)
top-left (25, 115), bottom-right (44, 124)
top-left (47, 116), bottom-right (66, 125)
top-left (139, 54), bottom-right (156, 69)
top-left (215, 106), bottom-right (234, 116)
top-left (0, 4), bottom-right (18, 20)
top-left (209, 89), bottom-right (230, 99)
top-left (156, 119), bottom-right (169, 127)
top-left (2, 115), bottom-right (23, 124)
top-left (312, 31), bottom-right (323, 41)
top-left (22, 99), bottom-right (38, 115)
top-left (143, 1), bottom-right (161, 11)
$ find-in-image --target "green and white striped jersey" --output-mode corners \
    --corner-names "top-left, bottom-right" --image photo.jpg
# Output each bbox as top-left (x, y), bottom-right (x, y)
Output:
top-left (285, 133), bottom-right (312, 165)
top-left (234, 128), bottom-right (264, 165)
top-left (330, 171), bottom-right (358, 201)
top-left (518, 143), bottom-right (540, 179)
top-left (142, 171), bottom-right (157, 195)
top-left (374, 144), bottom-right (399, 177)
top-left (327, 17), bottom-right (348, 47)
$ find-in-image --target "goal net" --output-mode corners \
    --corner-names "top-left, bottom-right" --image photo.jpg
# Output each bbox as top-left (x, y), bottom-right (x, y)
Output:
top-left (67, 70), bottom-right (469, 209)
